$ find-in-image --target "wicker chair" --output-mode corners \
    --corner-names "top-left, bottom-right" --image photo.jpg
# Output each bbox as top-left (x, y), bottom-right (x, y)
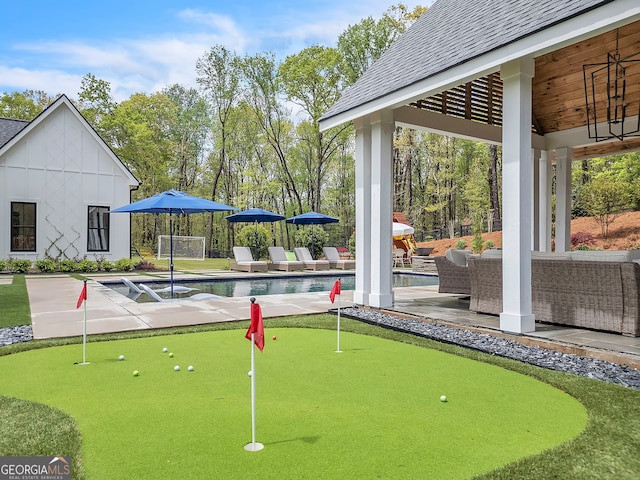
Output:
top-left (433, 255), bottom-right (471, 295)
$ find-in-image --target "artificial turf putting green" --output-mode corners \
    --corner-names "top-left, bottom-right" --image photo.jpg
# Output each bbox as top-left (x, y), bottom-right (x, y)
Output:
top-left (0, 328), bottom-right (587, 479)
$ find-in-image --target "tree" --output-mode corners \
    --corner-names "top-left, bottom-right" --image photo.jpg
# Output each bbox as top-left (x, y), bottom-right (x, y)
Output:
top-left (239, 52), bottom-right (303, 213)
top-left (101, 93), bottom-right (177, 247)
top-left (279, 45), bottom-right (351, 213)
top-left (337, 4), bottom-right (427, 85)
top-left (0, 90), bottom-right (53, 120)
top-left (578, 176), bottom-right (633, 237)
top-left (77, 73), bottom-right (116, 133)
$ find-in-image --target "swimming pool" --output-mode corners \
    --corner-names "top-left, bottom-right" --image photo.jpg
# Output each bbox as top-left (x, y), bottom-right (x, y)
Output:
top-left (104, 273), bottom-right (438, 302)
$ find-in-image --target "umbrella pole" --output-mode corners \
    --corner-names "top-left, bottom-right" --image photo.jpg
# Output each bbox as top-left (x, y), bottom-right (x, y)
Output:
top-left (170, 212), bottom-right (174, 298)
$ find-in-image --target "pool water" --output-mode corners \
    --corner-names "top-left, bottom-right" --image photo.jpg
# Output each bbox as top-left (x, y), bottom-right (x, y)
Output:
top-left (105, 273), bottom-right (438, 302)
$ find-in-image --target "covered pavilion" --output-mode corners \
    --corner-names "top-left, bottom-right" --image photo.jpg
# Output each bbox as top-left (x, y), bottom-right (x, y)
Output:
top-left (319, 0), bottom-right (640, 335)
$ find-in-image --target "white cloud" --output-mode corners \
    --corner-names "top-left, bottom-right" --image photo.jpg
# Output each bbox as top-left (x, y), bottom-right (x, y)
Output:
top-left (0, 1), bottom-right (432, 101)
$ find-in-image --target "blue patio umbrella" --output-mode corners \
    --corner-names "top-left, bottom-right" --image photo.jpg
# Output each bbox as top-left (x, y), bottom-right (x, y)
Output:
top-left (286, 211), bottom-right (339, 258)
top-left (111, 189), bottom-right (237, 297)
top-left (225, 208), bottom-right (286, 260)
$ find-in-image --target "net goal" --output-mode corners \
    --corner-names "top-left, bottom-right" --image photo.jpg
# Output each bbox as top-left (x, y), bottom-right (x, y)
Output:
top-left (157, 235), bottom-right (205, 261)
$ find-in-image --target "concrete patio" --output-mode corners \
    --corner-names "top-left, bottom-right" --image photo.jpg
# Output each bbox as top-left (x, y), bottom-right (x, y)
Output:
top-left (24, 269), bottom-right (640, 370)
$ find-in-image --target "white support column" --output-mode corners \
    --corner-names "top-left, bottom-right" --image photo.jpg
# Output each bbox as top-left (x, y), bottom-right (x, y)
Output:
top-left (369, 110), bottom-right (394, 308)
top-left (555, 147), bottom-right (573, 253)
top-left (499, 58), bottom-right (536, 334)
top-left (532, 149), bottom-right (541, 251)
top-left (353, 117), bottom-right (372, 306)
top-left (539, 151), bottom-right (552, 252)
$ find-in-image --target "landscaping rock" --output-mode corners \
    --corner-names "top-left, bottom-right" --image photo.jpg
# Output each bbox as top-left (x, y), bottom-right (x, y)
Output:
top-left (340, 307), bottom-right (640, 390)
top-left (0, 325), bottom-right (33, 347)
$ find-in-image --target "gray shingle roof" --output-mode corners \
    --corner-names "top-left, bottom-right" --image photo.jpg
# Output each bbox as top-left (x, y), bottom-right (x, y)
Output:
top-left (321, 0), bottom-right (612, 122)
top-left (0, 117), bottom-right (29, 148)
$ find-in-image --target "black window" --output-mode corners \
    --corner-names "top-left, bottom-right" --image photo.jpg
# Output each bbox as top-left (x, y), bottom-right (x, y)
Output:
top-left (11, 202), bottom-right (36, 252)
top-left (88, 206), bottom-right (110, 251)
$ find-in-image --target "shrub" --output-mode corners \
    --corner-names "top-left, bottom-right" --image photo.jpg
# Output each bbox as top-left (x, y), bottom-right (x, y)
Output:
top-left (115, 258), bottom-right (136, 272)
top-left (454, 239), bottom-right (466, 250)
top-left (294, 226), bottom-right (329, 259)
top-left (471, 233), bottom-right (484, 254)
top-left (0, 259), bottom-right (8, 272)
top-left (59, 259), bottom-right (78, 272)
top-left (77, 259), bottom-right (99, 273)
top-left (101, 261), bottom-right (115, 272)
top-left (348, 232), bottom-right (356, 257)
top-left (9, 259), bottom-right (32, 273)
top-left (236, 224), bottom-right (272, 260)
top-left (484, 240), bottom-right (495, 249)
top-left (35, 259), bottom-right (58, 273)
top-left (135, 260), bottom-right (157, 271)
top-left (571, 231), bottom-right (596, 249)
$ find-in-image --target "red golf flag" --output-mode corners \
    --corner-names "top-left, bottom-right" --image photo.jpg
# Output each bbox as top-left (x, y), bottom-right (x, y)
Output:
top-left (76, 282), bottom-right (87, 309)
top-left (246, 302), bottom-right (265, 351)
top-left (329, 279), bottom-right (341, 303)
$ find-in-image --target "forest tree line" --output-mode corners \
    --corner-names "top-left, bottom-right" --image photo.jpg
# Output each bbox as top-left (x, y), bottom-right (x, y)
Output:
top-left (2, 3), bottom-right (639, 257)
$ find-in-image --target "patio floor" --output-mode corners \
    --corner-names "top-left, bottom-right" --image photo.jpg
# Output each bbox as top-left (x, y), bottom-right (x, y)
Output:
top-left (24, 270), bottom-right (640, 369)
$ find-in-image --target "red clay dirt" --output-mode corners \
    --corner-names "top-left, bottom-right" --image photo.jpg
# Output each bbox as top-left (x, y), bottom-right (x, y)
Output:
top-left (418, 210), bottom-right (640, 256)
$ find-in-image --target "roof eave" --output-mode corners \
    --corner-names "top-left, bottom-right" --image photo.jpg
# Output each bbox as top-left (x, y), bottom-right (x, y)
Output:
top-left (320, 0), bottom-right (640, 132)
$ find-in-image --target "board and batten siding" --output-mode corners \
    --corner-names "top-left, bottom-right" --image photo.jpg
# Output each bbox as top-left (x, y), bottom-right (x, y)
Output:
top-left (0, 99), bottom-right (137, 261)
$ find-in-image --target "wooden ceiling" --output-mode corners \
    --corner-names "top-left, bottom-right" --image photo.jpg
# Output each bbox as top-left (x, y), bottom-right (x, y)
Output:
top-left (409, 20), bottom-right (640, 160)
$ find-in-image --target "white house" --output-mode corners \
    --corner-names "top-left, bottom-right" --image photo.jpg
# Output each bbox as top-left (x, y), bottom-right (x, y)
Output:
top-left (0, 95), bottom-right (139, 262)
top-left (320, 0), bottom-right (640, 335)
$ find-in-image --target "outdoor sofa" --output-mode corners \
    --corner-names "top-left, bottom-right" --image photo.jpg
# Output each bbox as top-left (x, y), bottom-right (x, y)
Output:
top-left (467, 249), bottom-right (640, 336)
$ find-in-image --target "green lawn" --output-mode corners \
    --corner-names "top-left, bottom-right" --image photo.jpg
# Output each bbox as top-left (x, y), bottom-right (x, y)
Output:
top-left (132, 256), bottom-right (231, 272)
top-left (0, 275), bottom-right (31, 328)
top-left (0, 325), bottom-right (586, 480)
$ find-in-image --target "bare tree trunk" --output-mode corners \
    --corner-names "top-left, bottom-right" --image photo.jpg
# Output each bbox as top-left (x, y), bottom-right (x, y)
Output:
top-left (488, 144), bottom-right (501, 226)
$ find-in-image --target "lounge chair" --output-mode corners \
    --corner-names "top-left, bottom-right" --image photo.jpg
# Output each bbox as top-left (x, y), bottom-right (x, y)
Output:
top-left (139, 284), bottom-right (221, 302)
top-left (323, 247), bottom-right (355, 270)
top-left (230, 246), bottom-right (268, 273)
top-left (121, 277), bottom-right (143, 294)
top-left (123, 277), bottom-right (197, 294)
top-left (294, 247), bottom-right (330, 270)
top-left (268, 246), bottom-right (304, 271)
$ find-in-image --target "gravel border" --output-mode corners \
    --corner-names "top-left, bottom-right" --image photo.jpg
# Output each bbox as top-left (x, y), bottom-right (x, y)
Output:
top-left (0, 325), bottom-right (33, 347)
top-left (338, 307), bottom-right (640, 390)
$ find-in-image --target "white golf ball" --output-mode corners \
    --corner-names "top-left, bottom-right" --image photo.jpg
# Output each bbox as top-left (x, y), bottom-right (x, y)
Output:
top-left (188, 365), bottom-right (194, 371)
top-left (248, 370), bottom-right (253, 377)
top-left (440, 395), bottom-right (447, 402)
top-left (174, 365), bottom-right (180, 371)
top-left (162, 347), bottom-right (168, 353)
top-left (118, 355), bottom-right (125, 361)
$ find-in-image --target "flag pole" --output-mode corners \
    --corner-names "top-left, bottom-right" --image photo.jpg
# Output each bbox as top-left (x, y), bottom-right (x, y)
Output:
top-left (336, 287), bottom-right (342, 353)
top-left (245, 298), bottom-right (264, 452)
top-left (79, 280), bottom-right (89, 365)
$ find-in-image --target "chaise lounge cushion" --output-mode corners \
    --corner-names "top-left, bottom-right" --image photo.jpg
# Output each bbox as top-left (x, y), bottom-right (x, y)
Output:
top-left (294, 247), bottom-right (330, 270)
top-left (323, 247), bottom-right (355, 269)
top-left (231, 246), bottom-right (268, 272)
top-left (268, 247), bottom-right (304, 271)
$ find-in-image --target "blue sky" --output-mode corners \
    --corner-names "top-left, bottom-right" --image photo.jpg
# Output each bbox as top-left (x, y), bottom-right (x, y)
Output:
top-left (0, 1), bottom-right (430, 102)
